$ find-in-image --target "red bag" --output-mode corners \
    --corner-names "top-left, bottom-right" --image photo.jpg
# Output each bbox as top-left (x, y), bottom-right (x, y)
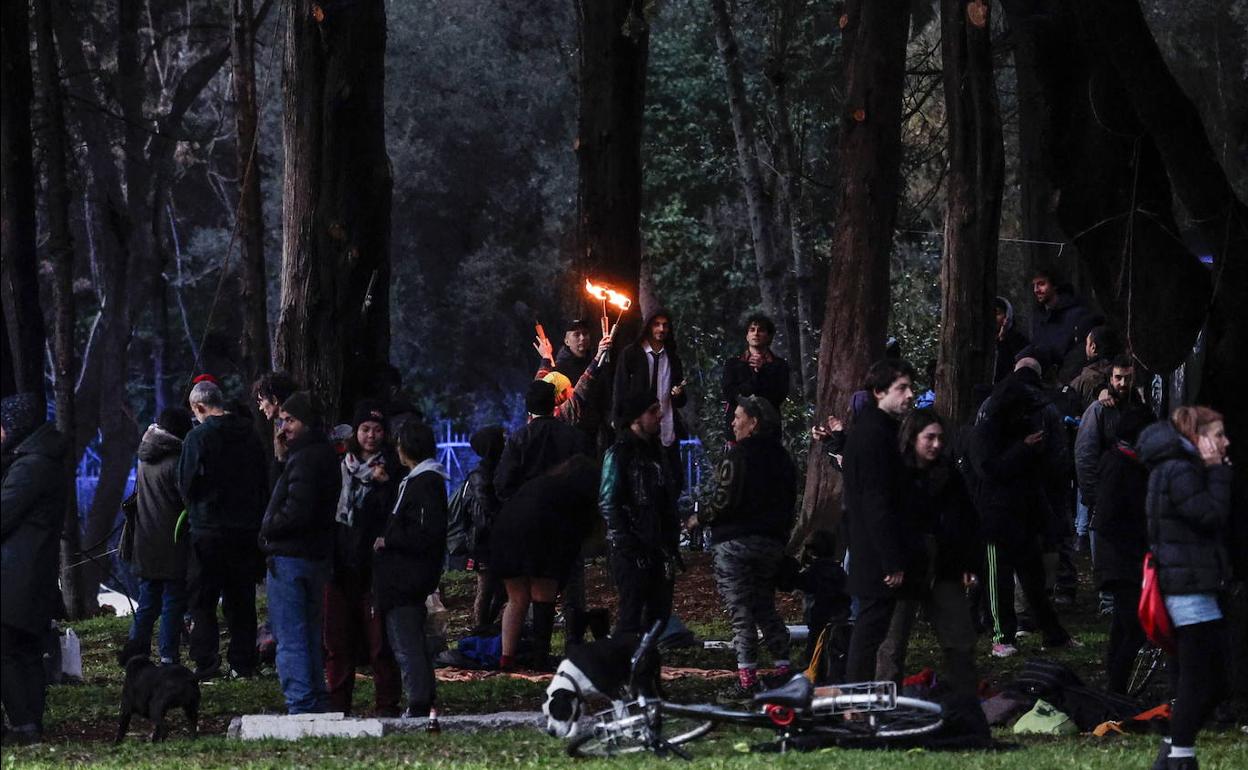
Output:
top-left (1138, 553), bottom-right (1176, 654)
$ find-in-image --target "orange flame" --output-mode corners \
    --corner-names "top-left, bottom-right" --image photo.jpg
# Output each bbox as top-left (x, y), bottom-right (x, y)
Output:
top-left (606, 289), bottom-right (632, 311)
top-left (585, 279), bottom-right (609, 301)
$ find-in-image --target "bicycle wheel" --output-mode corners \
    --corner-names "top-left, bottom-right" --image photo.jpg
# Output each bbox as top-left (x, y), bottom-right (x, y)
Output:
top-left (803, 696), bottom-right (943, 741)
top-left (1127, 645), bottom-right (1165, 698)
top-left (566, 711), bottom-right (714, 758)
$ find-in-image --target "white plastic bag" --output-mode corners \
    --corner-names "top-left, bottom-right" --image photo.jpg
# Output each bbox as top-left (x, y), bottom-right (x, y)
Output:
top-left (425, 590), bottom-right (449, 638)
top-left (60, 628), bottom-right (83, 681)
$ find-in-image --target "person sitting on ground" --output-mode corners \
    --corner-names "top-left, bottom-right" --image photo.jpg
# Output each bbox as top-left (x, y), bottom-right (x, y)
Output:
top-left (463, 425), bottom-right (506, 633)
top-left (875, 409), bottom-right (983, 714)
top-left (260, 391), bottom-right (342, 714)
top-left (720, 315), bottom-right (790, 440)
top-left (1091, 405), bottom-right (1154, 695)
top-left (129, 407), bottom-right (194, 666)
top-left (324, 401), bottom-right (402, 716)
top-left (693, 395), bottom-right (797, 697)
top-left (1, 393), bottom-right (66, 746)
top-left (1138, 406), bottom-right (1233, 770)
top-left (490, 455), bottom-right (601, 671)
top-left (601, 392), bottom-right (682, 636)
top-left (373, 420), bottom-right (448, 719)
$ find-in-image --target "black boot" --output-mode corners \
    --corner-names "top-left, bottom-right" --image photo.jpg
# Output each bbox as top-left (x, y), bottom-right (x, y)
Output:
top-left (530, 601), bottom-right (557, 672)
top-left (564, 607), bottom-right (585, 648)
top-left (586, 608), bottom-right (611, 641)
top-left (1166, 757), bottom-right (1198, 770)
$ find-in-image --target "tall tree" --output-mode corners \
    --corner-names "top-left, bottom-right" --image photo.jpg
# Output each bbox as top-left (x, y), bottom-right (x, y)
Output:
top-left (33, 0), bottom-right (88, 619)
top-left (232, 0), bottom-right (270, 386)
top-left (275, 0), bottom-right (392, 420)
top-left (936, 0), bottom-right (1003, 425)
top-left (0, 0), bottom-right (45, 407)
top-left (798, 0), bottom-right (912, 544)
top-left (574, 0), bottom-right (649, 305)
top-left (709, 0), bottom-right (791, 362)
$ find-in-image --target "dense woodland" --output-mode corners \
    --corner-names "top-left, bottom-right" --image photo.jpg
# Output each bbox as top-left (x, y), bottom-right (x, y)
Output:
top-left (1, 0), bottom-right (1245, 618)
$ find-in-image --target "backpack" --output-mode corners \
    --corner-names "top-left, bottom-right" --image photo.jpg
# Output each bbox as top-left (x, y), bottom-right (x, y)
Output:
top-left (445, 478), bottom-right (471, 558)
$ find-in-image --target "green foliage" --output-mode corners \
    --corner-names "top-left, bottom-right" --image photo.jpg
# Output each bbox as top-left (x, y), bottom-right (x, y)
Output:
top-left (889, 236), bottom-right (943, 390)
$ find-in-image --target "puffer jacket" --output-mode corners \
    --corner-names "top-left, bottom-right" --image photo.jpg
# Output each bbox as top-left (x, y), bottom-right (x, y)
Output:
top-left (260, 430), bottom-right (342, 560)
top-left (1137, 421), bottom-right (1233, 595)
top-left (133, 425), bottom-right (190, 580)
top-left (1, 423), bottom-right (66, 634)
top-left (599, 432), bottom-right (679, 563)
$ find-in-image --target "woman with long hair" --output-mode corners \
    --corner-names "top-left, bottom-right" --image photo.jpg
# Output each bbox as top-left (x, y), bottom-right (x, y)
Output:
top-left (1138, 406), bottom-right (1232, 770)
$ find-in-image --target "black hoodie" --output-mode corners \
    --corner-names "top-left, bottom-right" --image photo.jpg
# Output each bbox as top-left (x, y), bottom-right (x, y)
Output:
top-left (612, 309), bottom-right (687, 436)
top-left (178, 411), bottom-right (270, 533)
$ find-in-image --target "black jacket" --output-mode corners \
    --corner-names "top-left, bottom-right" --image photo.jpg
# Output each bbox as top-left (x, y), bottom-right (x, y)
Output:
top-left (554, 346), bottom-right (613, 438)
top-left (373, 463), bottom-right (448, 612)
top-left (133, 425), bottom-right (190, 581)
top-left (495, 416), bottom-right (590, 501)
top-left (702, 432), bottom-right (797, 545)
top-left (260, 430), bottom-right (342, 560)
top-left (1, 423), bottom-right (66, 634)
top-left (612, 338), bottom-right (687, 438)
top-left (1091, 444), bottom-right (1149, 589)
top-left (332, 449), bottom-right (401, 584)
top-left (1022, 289), bottom-right (1101, 381)
top-left (843, 404), bottom-right (919, 598)
top-left (900, 457), bottom-right (983, 590)
top-left (178, 412), bottom-right (270, 533)
top-left (994, 328), bottom-right (1029, 384)
top-left (600, 432), bottom-right (680, 564)
top-left (464, 462), bottom-right (500, 563)
top-left (489, 455), bottom-right (600, 583)
top-left (1138, 422), bottom-right (1233, 595)
top-left (721, 353), bottom-right (790, 435)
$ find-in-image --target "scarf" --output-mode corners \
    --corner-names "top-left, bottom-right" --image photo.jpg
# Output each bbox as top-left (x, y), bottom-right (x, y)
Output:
top-left (336, 452), bottom-right (385, 527)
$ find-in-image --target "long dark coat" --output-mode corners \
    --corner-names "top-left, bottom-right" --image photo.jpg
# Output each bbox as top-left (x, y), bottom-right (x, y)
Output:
top-left (133, 425), bottom-right (190, 580)
top-left (1, 424), bottom-right (67, 634)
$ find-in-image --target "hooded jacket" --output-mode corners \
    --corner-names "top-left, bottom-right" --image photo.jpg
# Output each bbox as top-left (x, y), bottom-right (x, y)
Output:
top-left (178, 411), bottom-right (270, 533)
top-left (1137, 421), bottom-right (1233, 595)
top-left (260, 429), bottom-right (342, 560)
top-left (701, 431), bottom-right (797, 545)
top-left (1, 423), bottom-right (66, 634)
top-left (1023, 288), bottom-right (1101, 382)
top-left (133, 425), bottom-right (190, 580)
top-left (993, 297), bottom-right (1029, 384)
top-left (612, 310), bottom-right (687, 440)
top-left (373, 459), bottom-right (449, 612)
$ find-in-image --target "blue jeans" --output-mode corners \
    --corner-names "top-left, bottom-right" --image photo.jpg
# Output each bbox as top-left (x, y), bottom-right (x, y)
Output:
top-left (129, 578), bottom-right (188, 663)
top-left (1075, 494), bottom-right (1090, 538)
top-left (266, 556), bottom-right (330, 714)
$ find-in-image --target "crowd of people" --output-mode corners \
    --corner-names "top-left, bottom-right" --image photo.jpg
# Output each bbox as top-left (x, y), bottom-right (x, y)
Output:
top-left (0, 265), bottom-right (1241, 769)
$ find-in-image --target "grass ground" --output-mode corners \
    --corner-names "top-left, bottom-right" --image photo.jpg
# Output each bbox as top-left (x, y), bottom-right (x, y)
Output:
top-left (5, 554), bottom-right (1246, 769)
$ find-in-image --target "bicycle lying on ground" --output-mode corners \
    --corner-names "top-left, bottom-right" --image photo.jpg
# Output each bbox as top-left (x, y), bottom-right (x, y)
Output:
top-left (565, 623), bottom-right (944, 758)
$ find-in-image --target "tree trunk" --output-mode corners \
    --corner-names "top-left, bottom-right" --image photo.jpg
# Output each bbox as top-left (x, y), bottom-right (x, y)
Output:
top-left (797, 0), bottom-right (912, 546)
top-left (936, 0), bottom-right (1003, 426)
top-left (233, 0), bottom-right (270, 386)
top-left (276, 0), bottom-right (392, 421)
top-left (1, 0), bottom-right (46, 407)
top-left (33, 0), bottom-right (88, 619)
top-left (574, 0), bottom-right (648, 310)
top-left (709, 0), bottom-right (791, 362)
top-left (999, 1), bottom-right (1210, 374)
top-left (1071, 0), bottom-right (1248, 474)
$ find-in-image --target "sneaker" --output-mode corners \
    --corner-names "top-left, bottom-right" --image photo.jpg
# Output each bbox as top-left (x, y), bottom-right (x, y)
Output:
top-left (991, 643), bottom-right (1018, 658)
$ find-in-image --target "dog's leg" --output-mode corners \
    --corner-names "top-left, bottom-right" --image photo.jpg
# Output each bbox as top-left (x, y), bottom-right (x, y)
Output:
top-left (151, 705), bottom-right (169, 743)
top-left (186, 700), bottom-right (199, 739)
top-left (114, 709), bottom-right (132, 745)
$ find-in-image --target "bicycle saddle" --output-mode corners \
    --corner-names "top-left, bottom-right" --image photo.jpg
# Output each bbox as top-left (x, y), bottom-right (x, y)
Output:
top-left (752, 674), bottom-right (813, 709)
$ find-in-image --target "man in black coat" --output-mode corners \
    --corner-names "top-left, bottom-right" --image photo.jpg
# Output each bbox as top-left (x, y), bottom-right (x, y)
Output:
top-left (178, 380), bottom-right (270, 678)
top-left (260, 391), bottom-right (342, 714)
top-left (534, 319), bottom-right (616, 453)
top-left (600, 392), bottom-right (681, 635)
top-left (1, 394), bottom-right (66, 745)
top-left (612, 309), bottom-right (687, 489)
top-left (720, 314), bottom-right (791, 440)
top-left (842, 360), bottom-right (919, 682)
top-left (495, 380), bottom-right (591, 501)
top-left (1019, 266), bottom-right (1101, 382)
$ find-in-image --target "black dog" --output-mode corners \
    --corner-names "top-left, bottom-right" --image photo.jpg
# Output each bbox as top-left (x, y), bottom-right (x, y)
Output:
top-left (115, 638), bottom-right (201, 743)
top-left (542, 633), bottom-right (662, 739)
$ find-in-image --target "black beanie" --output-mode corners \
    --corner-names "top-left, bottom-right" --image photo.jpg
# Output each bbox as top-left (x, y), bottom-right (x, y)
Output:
top-left (281, 391), bottom-right (321, 426)
top-left (352, 399), bottom-right (387, 431)
top-left (525, 380), bottom-right (556, 416)
top-left (157, 407), bottom-right (194, 440)
top-left (0, 392), bottom-right (42, 448)
top-left (617, 392), bottom-right (658, 428)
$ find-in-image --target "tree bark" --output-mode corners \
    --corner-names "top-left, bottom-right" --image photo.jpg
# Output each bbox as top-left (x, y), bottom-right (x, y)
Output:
top-left (232, 0), bottom-right (270, 387)
top-left (33, 0), bottom-right (88, 619)
top-left (709, 0), bottom-right (791, 362)
top-left (574, 0), bottom-right (648, 310)
top-left (276, 0), bottom-right (392, 421)
top-left (936, 0), bottom-right (1003, 426)
top-left (1, 0), bottom-right (45, 407)
top-left (1071, 0), bottom-right (1248, 474)
top-left (797, 0), bottom-right (912, 546)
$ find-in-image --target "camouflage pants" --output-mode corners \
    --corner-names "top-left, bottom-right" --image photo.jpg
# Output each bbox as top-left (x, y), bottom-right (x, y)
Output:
top-left (713, 536), bottom-right (790, 668)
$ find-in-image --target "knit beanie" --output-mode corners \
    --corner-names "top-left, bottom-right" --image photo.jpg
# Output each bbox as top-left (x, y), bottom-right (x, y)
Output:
top-left (281, 391), bottom-right (321, 426)
top-left (352, 399), bottom-right (387, 431)
top-left (525, 380), bottom-right (556, 417)
top-left (157, 406), bottom-right (194, 440)
top-left (0, 392), bottom-right (42, 448)
top-left (617, 392), bottom-right (658, 428)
